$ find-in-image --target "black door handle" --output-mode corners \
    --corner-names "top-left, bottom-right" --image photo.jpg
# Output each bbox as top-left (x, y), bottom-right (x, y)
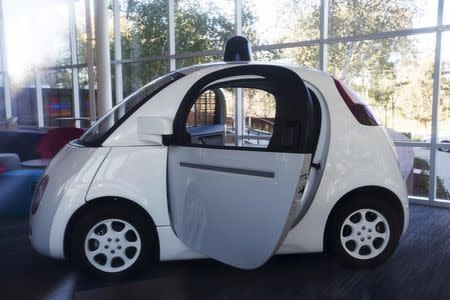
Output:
top-left (311, 162), bottom-right (321, 170)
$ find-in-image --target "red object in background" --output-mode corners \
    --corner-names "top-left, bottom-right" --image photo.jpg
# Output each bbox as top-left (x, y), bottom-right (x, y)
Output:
top-left (36, 127), bottom-right (85, 159)
top-left (0, 166), bottom-right (6, 174)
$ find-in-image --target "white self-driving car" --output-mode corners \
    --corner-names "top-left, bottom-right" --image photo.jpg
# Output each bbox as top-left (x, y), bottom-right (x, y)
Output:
top-left (29, 37), bottom-right (408, 277)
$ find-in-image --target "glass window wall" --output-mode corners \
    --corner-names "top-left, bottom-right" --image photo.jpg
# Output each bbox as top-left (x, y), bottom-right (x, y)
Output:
top-left (0, 0), bottom-right (448, 205)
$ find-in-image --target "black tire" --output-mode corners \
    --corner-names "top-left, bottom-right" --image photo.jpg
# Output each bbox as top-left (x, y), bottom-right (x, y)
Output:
top-left (325, 196), bottom-right (402, 268)
top-left (438, 141), bottom-right (450, 152)
top-left (71, 202), bottom-right (158, 279)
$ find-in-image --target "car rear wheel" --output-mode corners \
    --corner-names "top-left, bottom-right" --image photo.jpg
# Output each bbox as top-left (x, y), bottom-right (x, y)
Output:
top-left (326, 196), bottom-right (402, 268)
top-left (71, 203), bottom-right (157, 278)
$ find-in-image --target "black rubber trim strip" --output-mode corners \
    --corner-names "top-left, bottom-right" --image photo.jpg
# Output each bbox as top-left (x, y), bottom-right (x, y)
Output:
top-left (179, 162), bottom-right (275, 178)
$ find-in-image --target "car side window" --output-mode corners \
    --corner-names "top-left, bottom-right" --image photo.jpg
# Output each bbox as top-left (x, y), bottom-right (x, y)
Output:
top-left (237, 88), bottom-right (276, 149)
top-left (173, 66), bottom-right (314, 154)
top-left (185, 86), bottom-right (277, 149)
top-left (187, 90), bottom-right (217, 127)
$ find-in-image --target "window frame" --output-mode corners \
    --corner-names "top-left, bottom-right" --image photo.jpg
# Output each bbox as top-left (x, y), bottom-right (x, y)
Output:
top-left (170, 65), bottom-right (316, 154)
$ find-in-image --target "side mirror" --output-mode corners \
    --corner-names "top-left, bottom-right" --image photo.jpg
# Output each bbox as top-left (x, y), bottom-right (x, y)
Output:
top-left (137, 116), bottom-right (173, 145)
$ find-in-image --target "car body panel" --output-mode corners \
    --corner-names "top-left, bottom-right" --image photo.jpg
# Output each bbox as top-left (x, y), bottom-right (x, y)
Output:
top-left (280, 126), bottom-right (408, 254)
top-left (276, 71), bottom-right (408, 254)
top-left (86, 146), bottom-right (170, 227)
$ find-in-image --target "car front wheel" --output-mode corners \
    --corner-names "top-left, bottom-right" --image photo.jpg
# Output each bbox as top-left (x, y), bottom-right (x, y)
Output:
top-left (71, 203), bottom-right (157, 278)
top-left (326, 196), bottom-right (402, 268)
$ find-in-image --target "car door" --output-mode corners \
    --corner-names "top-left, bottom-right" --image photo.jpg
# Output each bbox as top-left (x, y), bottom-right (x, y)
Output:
top-left (167, 65), bottom-right (316, 269)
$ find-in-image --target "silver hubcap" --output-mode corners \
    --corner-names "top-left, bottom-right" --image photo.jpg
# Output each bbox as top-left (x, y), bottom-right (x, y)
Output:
top-left (84, 219), bottom-right (142, 273)
top-left (340, 208), bottom-right (390, 260)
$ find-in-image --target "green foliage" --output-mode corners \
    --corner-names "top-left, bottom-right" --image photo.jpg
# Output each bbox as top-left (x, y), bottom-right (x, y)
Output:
top-left (328, 0), bottom-right (416, 37)
top-left (413, 157), bottom-right (450, 199)
top-left (276, 0), bottom-right (418, 79)
top-left (120, 0), bottom-right (170, 96)
top-left (414, 157), bottom-right (429, 171)
top-left (122, 0), bottom-right (169, 58)
top-left (175, 1), bottom-right (233, 54)
top-left (398, 59), bottom-right (434, 128)
top-left (440, 70), bottom-right (450, 122)
top-left (120, 0), bottom-right (246, 96)
top-left (244, 89), bottom-right (276, 118)
top-left (276, 0), bottom-right (442, 132)
top-left (241, 1), bottom-right (258, 45)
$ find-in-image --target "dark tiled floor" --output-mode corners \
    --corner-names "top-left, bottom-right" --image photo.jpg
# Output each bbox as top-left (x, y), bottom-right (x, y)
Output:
top-left (1, 204), bottom-right (450, 300)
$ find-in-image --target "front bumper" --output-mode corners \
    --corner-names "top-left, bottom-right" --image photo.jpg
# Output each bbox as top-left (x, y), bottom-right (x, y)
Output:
top-left (29, 204), bottom-right (54, 257)
top-left (28, 144), bottom-right (111, 259)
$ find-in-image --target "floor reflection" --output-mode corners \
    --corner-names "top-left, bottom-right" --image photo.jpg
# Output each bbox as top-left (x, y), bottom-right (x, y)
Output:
top-left (1, 204), bottom-right (450, 300)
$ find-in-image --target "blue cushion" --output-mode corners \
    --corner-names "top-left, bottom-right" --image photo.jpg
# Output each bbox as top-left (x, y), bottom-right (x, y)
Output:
top-left (187, 124), bottom-right (225, 137)
top-left (0, 169), bottom-right (44, 217)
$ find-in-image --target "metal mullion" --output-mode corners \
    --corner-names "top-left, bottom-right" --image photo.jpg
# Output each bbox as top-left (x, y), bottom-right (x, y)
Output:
top-left (436, 142), bottom-right (450, 148)
top-left (168, 0), bottom-right (175, 71)
top-left (113, 0), bottom-right (123, 103)
top-left (2, 72), bottom-right (10, 118)
top-left (319, 0), bottom-right (328, 71)
top-left (235, 88), bottom-right (244, 147)
top-left (71, 69), bottom-right (80, 127)
top-left (410, 197), bottom-right (450, 209)
top-left (239, 135), bottom-right (271, 140)
top-left (112, 24), bottom-right (450, 65)
top-left (434, 199), bottom-right (450, 205)
top-left (325, 25), bottom-right (450, 45)
top-left (40, 63), bottom-right (88, 71)
top-left (69, 0), bottom-right (80, 127)
top-left (94, 0), bottom-right (113, 117)
top-left (85, 0), bottom-right (96, 123)
top-left (393, 141), bottom-right (431, 147)
top-left (409, 195), bottom-right (429, 201)
top-left (118, 54), bottom-right (173, 64)
top-left (254, 40), bottom-right (321, 51)
top-left (234, 0), bottom-right (243, 146)
top-left (34, 25), bottom-right (450, 74)
top-left (428, 0), bottom-right (445, 203)
top-left (380, 141), bottom-right (444, 149)
top-left (35, 71), bottom-right (44, 127)
top-left (235, 0), bottom-right (242, 35)
top-left (0, 0), bottom-right (11, 118)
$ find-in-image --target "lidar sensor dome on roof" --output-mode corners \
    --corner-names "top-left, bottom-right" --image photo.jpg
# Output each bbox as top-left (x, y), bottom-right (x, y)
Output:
top-left (223, 36), bottom-right (253, 62)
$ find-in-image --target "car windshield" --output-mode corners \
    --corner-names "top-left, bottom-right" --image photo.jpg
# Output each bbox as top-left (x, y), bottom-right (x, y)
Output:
top-left (78, 72), bottom-right (183, 146)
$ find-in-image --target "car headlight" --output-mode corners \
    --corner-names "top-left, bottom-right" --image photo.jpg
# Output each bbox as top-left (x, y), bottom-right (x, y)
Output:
top-left (31, 175), bottom-right (49, 214)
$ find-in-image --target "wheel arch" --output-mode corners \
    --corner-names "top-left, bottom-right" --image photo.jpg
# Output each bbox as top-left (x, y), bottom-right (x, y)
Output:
top-left (323, 186), bottom-right (405, 249)
top-left (63, 197), bottom-right (159, 260)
